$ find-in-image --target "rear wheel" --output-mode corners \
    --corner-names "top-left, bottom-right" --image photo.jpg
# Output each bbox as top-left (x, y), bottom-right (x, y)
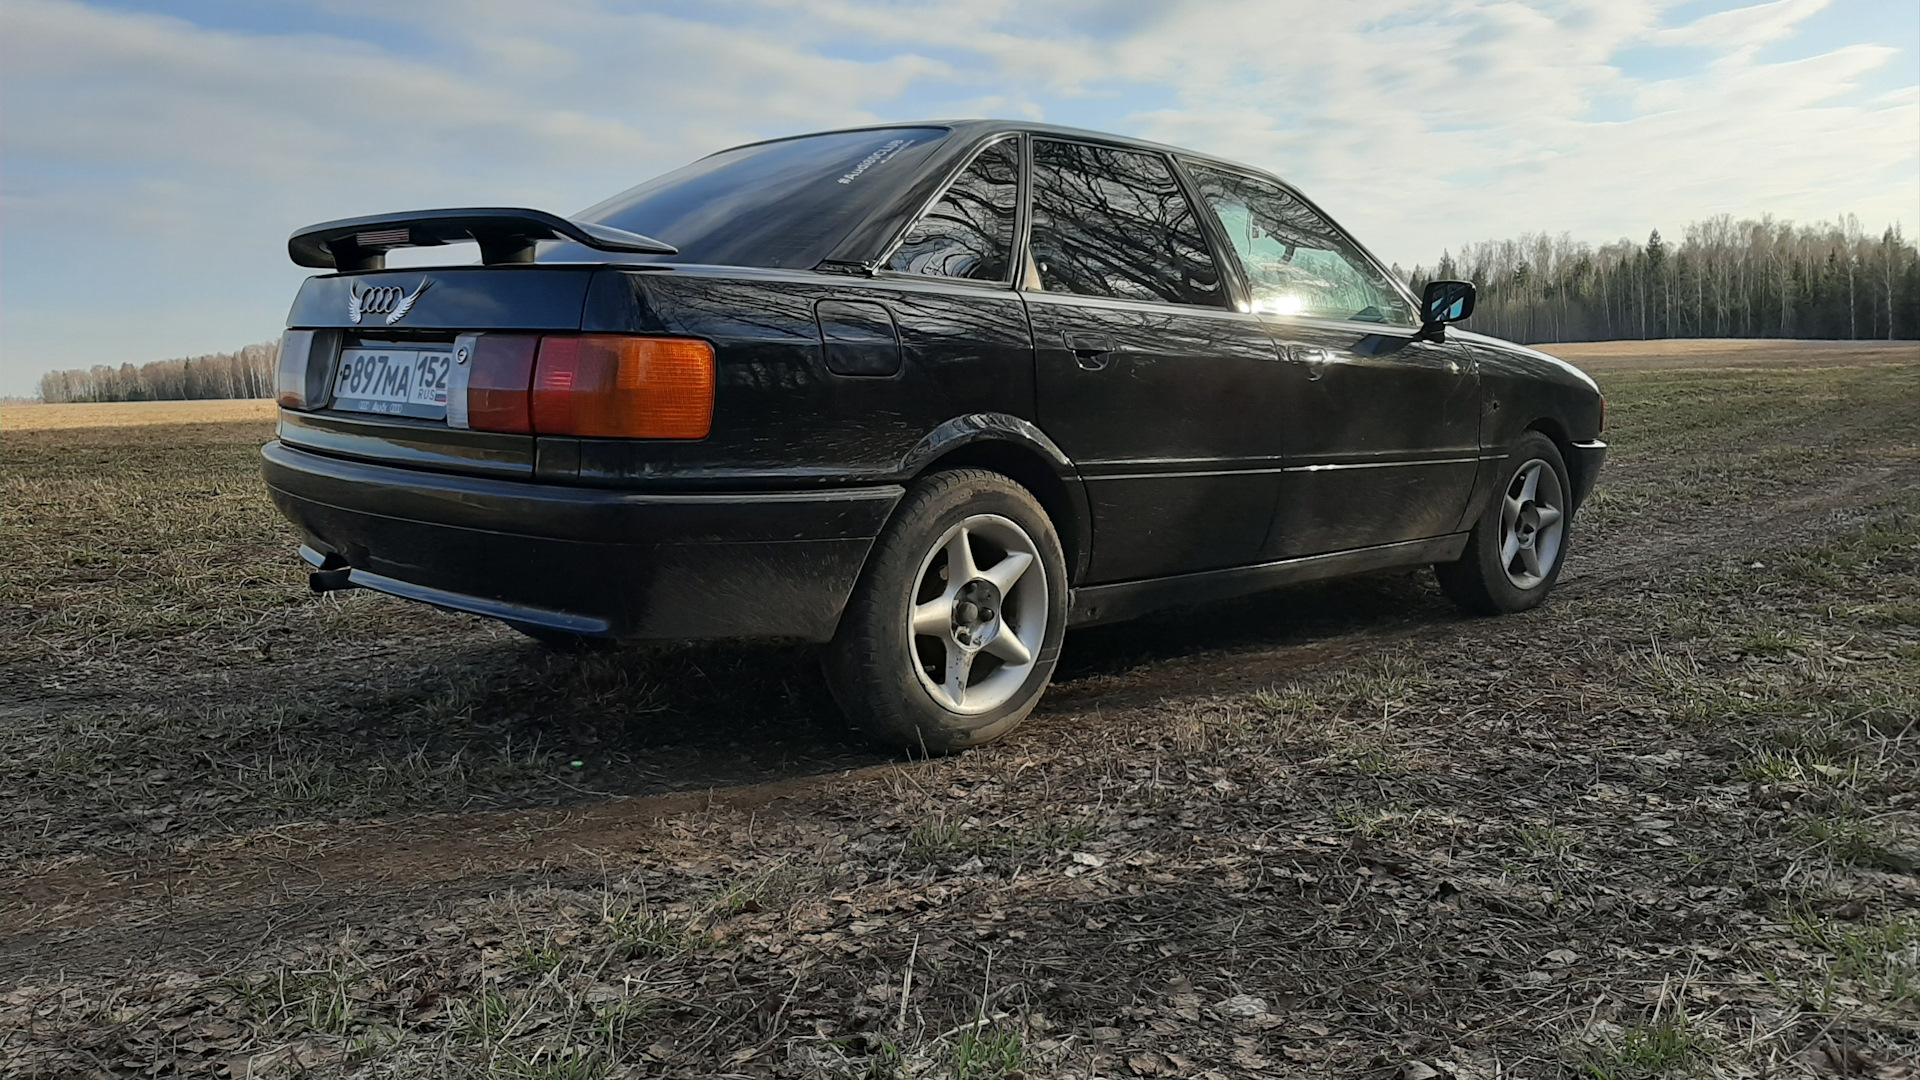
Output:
top-left (1437, 431), bottom-right (1572, 615)
top-left (825, 469), bottom-right (1067, 753)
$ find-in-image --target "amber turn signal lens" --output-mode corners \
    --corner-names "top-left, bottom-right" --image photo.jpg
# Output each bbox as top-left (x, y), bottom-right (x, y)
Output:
top-left (531, 335), bottom-right (714, 440)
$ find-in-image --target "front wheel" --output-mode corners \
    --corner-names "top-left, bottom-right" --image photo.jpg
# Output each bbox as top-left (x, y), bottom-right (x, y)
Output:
top-left (825, 469), bottom-right (1067, 753)
top-left (1437, 431), bottom-right (1573, 615)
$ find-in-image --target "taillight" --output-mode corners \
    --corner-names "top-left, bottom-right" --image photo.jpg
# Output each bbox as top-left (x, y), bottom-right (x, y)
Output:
top-left (275, 330), bottom-right (315, 409)
top-left (274, 328), bottom-right (341, 410)
top-left (530, 335), bottom-right (714, 440)
top-left (463, 335), bottom-right (539, 434)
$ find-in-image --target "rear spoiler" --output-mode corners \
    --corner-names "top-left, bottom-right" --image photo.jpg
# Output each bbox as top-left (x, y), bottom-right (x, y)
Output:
top-left (287, 207), bottom-right (676, 271)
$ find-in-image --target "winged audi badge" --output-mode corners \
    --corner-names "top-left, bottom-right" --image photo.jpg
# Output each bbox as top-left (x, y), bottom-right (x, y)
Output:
top-left (347, 279), bottom-right (432, 325)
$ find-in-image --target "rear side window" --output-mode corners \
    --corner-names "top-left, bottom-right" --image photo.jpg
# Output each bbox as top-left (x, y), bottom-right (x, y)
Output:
top-left (570, 127), bottom-right (949, 269)
top-left (1185, 163), bottom-right (1414, 326)
top-left (885, 139), bottom-right (1019, 282)
top-left (1027, 140), bottom-right (1224, 307)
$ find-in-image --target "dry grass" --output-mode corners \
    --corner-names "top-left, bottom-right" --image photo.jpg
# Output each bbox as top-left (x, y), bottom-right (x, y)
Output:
top-left (1, 398), bottom-right (277, 431)
top-left (3, 343), bottom-right (1919, 1078)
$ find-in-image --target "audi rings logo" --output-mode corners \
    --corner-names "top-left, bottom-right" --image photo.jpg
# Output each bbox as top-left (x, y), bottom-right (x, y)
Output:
top-left (347, 278), bottom-right (431, 325)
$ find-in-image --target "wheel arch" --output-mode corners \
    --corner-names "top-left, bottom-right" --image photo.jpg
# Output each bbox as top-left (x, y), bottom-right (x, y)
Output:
top-left (1522, 417), bottom-right (1587, 508)
top-left (897, 414), bottom-right (1093, 585)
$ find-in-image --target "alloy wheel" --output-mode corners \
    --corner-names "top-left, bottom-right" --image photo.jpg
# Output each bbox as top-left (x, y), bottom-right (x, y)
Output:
top-left (1499, 458), bottom-right (1566, 590)
top-left (907, 514), bottom-right (1048, 714)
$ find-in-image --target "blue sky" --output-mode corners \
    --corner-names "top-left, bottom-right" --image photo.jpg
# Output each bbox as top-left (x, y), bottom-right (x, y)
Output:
top-left (2, 0), bottom-right (1916, 396)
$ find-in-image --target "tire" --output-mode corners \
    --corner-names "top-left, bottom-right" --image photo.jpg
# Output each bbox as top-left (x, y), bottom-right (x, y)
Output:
top-left (1437, 431), bottom-right (1574, 616)
top-left (825, 469), bottom-right (1068, 753)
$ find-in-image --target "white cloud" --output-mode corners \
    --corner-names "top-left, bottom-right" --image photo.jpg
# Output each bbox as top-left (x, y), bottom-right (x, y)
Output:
top-left (1091, 0), bottom-right (1913, 266)
top-left (0, 0), bottom-right (1914, 394)
top-left (1658, 0), bottom-right (1831, 52)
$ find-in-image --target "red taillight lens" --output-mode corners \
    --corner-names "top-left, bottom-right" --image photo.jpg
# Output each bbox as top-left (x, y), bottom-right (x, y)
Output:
top-left (466, 335), bottom-right (539, 434)
top-left (531, 335), bottom-right (714, 439)
top-left (275, 329), bottom-right (316, 409)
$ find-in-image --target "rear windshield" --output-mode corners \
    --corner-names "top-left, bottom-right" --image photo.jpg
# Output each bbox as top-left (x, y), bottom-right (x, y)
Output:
top-left (566, 127), bottom-right (950, 269)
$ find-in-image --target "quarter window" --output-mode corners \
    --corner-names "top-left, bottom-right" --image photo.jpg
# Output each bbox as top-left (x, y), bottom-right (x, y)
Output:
top-left (1186, 163), bottom-right (1414, 325)
top-left (1028, 140), bottom-right (1224, 307)
top-left (886, 139), bottom-right (1019, 281)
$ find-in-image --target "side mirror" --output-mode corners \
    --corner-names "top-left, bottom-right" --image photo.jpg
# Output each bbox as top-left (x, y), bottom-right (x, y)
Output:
top-left (1421, 279), bottom-right (1476, 328)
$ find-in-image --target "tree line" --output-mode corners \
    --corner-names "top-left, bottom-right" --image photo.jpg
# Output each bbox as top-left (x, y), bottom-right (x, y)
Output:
top-left (37, 341), bottom-right (279, 404)
top-left (1406, 214), bottom-right (1918, 344)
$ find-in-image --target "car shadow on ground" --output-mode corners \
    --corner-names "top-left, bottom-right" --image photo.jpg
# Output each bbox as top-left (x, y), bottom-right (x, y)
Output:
top-left (1050, 566), bottom-right (1457, 686)
top-left (2, 567), bottom-right (1477, 867)
top-left (5, 568), bottom-right (1471, 867)
top-left (477, 566), bottom-right (1464, 795)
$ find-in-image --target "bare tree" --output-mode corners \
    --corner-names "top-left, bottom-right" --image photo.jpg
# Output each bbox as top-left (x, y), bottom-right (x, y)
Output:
top-left (38, 341), bottom-right (280, 404)
top-left (1411, 213), bottom-right (1917, 343)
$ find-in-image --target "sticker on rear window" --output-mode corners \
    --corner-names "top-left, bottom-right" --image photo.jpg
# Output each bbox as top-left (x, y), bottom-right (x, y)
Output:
top-left (837, 138), bottom-right (915, 185)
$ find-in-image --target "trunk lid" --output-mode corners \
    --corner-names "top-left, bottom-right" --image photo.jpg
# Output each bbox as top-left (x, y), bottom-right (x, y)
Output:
top-left (278, 266), bottom-right (599, 478)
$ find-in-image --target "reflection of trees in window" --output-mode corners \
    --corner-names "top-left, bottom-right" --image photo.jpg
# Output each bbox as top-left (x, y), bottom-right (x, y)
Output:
top-left (1029, 141), bottom-right (1223, 307)
top-left (886, 140), bottom-right (1019, 281)
top-left (1187, 164), bottom-right (1411, 325)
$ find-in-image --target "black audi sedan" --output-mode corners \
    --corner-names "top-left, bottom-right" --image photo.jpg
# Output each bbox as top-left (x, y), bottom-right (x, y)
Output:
top-left (265, 120), bottom-right (1605, 752)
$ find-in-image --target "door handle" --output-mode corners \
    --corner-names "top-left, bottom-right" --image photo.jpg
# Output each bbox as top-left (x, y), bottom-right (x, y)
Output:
top-left (1284, 344), bottom-right (1335, 381)
top-left (1064, 332), bottom-right (1115, 371)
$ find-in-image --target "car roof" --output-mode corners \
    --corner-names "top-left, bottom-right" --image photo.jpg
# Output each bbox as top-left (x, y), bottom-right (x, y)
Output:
top-left (704, 119), bottom-right (1267, 178)
top-left (603, 118), bottom-right (1355, 278)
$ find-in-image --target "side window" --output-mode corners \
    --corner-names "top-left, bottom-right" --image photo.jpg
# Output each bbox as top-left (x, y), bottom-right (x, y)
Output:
top-left (885, 139), bottom-right (1019, 281)
top-left (1028, 140), bottom-right (1224, 307)
top-left (1185, 163), bottom-right (1414, 326)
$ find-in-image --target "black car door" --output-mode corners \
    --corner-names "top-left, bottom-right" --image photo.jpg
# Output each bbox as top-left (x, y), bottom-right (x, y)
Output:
top-left (1183, 162), bottom-right (1481, 557)
top-left (1023, 138), bottom-right (1291, 584)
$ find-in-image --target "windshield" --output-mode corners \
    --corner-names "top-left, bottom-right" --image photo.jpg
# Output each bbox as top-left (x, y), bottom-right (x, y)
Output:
top-left (567, 127), bottom-right (950, 269)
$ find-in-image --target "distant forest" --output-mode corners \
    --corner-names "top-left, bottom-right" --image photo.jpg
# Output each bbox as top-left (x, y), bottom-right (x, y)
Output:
top-left (37, 342), bottom-right (279, 404)
top-left (1407, 214), bottom-right (1918, 344)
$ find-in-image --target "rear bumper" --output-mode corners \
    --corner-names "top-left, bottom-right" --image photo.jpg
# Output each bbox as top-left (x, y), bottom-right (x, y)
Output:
top-left (261, 440), bottom-right (900, 641)
top-left (1567, 439), bottom-right (1607, 510)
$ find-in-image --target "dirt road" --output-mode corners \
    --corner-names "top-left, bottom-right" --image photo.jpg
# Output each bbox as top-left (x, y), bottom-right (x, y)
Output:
top-left (4, 342), bottom-right (1916, 1078)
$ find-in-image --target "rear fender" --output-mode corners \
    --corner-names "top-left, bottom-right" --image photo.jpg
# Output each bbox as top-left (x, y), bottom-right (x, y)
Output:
top-left (899, 414), bottom-right (1093, 586)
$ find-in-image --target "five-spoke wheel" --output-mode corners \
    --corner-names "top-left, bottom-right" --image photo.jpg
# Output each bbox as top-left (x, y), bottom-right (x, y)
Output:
top-left (825, 469), bottom-right (1067, 753)
top-left (908, 515), bottom-right (1048, 714)
top-left (1438, 431), bottom-right (1575, 615)
top-left (1498, 458), bottom-right (1566, 590)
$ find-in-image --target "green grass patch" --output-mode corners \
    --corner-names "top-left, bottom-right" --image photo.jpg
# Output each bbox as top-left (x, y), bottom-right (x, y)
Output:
top-left (1577, 1015), bottom-right (1698, 1080)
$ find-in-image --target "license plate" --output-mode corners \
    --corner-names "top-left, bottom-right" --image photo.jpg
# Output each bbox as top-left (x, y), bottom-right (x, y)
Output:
top-left (331, 346), bottom-right (453, 419)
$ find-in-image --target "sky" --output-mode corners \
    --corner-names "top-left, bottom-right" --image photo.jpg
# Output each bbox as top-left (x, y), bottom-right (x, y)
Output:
top-left (2, 0), bottom-right (1916, 397)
